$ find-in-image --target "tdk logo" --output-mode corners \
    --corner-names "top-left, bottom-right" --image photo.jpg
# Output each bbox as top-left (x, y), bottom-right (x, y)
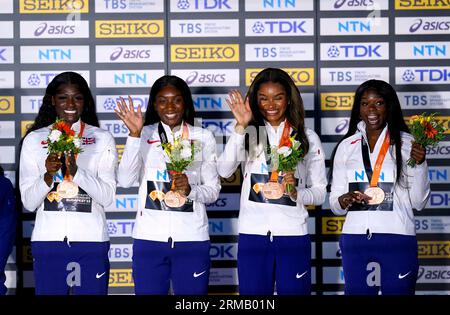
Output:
top-left (429, 193), bottom-right (450, 207)
top-left (27, 73), bottom-right (57, 86)
top-left (410, 19), bottom-right (450, 33)
top-left (114, 73), bottom-right (147, 85)
top-left (102, 96), bottom-right (149, 112)
top-left (327, 44), bottom-right (382, 58)
top-left (413, 45), bottom-right (447, 57)
top-left (103, 98), bottom-right (116, 111)
top-left (177, 0), bottom-right (232, 10)
top-left (252, 20), bottom-right (306, 34)
top-left (110, 47), bottom-right (151, 61)
top-left (202, 120), bottom-right (234, 136)
top-left (402, 68), bottom-right (450, 83)
top-left (38, 48), bottom-right (72, 61)
top-left (338, 20), bottom-right (372, 32)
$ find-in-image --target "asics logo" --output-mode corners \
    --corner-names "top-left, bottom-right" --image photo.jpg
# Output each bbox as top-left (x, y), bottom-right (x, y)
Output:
top-left (96, 272), bottom-right (106, 279)
top-left (398, 271), bottom-right (411, 279)
top-left (193, 270), bottom-right (206, 278)
top-left (296, 271), bottom-right (308, 279)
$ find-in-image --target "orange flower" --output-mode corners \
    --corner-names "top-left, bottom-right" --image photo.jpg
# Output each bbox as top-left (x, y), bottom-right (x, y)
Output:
top-left (54, 120), bottom-right (74, 136)
top-left (279, 137), bottom-right (292, 148)
top-left (424, 122), bottom-right (438, 139)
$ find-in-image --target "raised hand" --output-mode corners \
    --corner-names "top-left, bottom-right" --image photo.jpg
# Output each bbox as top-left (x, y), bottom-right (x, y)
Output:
top-left (226, 90), bottom-right (252, 129)
top-left (410, 142), bottom-right (426, 165)
top-left (114, 96), bottom-right (144, 138)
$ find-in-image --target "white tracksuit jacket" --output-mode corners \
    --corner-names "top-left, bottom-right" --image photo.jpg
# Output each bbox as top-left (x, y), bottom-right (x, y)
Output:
top-left (20, 120), bottom-right (118, 242)
top-left (117, 122), bottom-right (221, 243)
top-left (218, 120), bottom-right (327, 236)
top-left (329, 121), bottom-right (430, 236)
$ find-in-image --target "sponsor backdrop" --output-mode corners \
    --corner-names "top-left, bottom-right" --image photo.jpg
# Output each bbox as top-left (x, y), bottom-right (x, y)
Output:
top-left (0, 0), bottom-right (449, 295)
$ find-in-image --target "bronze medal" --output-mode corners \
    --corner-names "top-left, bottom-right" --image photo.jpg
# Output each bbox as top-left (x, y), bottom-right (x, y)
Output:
top-left (57, 180), bottom-right (79, 199)
top-left (262, 181), bottom-right (284, 200)
top-left (164, 191), bottom-right (187, 208)
top-left (364, 186), bottom-right (385, 205)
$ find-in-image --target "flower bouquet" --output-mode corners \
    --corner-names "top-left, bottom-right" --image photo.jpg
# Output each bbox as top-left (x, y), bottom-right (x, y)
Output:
top-left (268, 134), bottom-right (304, 194)
top-left (46, 118), bottom-right (83, 198)
top-left (407, 113), bottom-right (446, 167)
top-left (47, 118), bottom-right (83, 156)
top-left (160, 134), bottom-right (199, 207)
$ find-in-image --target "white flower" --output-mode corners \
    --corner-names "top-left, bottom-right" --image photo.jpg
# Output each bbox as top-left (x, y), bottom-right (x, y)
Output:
top-left (180, 147), bottom-right (192, 159)
top-left (73, 138), bottom-right (82, 148)
top-left (181, 139), bottom-right (191, 148)
top-left (277, 146), bottom-right (292, 157)
top-left (49, 130), bottom-right (62, 143)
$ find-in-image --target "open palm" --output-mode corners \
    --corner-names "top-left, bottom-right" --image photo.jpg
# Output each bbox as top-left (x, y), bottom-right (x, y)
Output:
top-left (226, 90), bottom-right (252, 128)
top-left (114, 96), bottom-right (144, 137)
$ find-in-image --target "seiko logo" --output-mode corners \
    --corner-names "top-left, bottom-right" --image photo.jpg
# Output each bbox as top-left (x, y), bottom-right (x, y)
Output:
top-left (0, 98), bottom-right (11, 111)
top-left (97, 21), bottom-right (163, 37)
top-left (110, 47), bottom-right (151, 61)
top-left (22, 0), bottom-right (86, 11)
top-left (172, 45), bottom-right (238, 61)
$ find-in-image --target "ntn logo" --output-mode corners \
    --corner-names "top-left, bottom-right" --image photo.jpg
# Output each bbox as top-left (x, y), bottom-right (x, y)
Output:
top-left (338, 20), bottom-right (372, 32)
top-left (193, 96), bottom-right (223, 109)
top-left (114, 73), bottom-right (147, 84)
top-left (38, 48), bottom-right (71, 60)
top-left (413, 44), bottom-right (446, 56)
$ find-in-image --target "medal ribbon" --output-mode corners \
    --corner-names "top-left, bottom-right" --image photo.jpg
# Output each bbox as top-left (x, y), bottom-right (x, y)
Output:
top-left (158, 122), bottom-right (190, 190)
top-left (63, 121), bottom-right (85, 181)
top-left (269, 120), bottom-right (291, 182)
top-left (361, 131), bottom-right (390, 188)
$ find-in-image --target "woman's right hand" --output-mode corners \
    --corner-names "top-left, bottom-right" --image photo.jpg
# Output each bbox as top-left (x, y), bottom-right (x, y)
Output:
top-left (114, 95), bottom-right (144, 138)
top-left (44, 153), bottom-right (62, 186)
top-left (226, 90), bottom-right (252, 129)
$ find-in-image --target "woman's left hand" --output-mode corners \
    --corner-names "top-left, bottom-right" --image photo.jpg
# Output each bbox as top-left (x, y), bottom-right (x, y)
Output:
top-left (410, 142), bottom-right (426, 165)
top-left (173, 173), bottom-right (191, 196)
top-left (65, 151), bottom-right (78, 177)
top-left (282, 171), bottom-right (297, 200)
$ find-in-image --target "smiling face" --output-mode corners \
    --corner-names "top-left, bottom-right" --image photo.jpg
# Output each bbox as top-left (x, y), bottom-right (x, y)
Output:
top-left (52, 84), bottom-right (85, 126)
top-left (257, 82), bottom-right (288, 127)
top-left (359, 88), bottom-right (388, 135)
top-left (154, 85), bottom-right (185, 129)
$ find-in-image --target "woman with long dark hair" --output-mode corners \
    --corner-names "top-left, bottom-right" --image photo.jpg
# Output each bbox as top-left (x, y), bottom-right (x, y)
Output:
top-left (329, 79), bottom-right (430, 295)
top-left (115, 75), bottom-right (220, 295)
top-left (217, 68), bottom-right (326, 295)
top-left (19, 72), bottom-right (117, 295)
